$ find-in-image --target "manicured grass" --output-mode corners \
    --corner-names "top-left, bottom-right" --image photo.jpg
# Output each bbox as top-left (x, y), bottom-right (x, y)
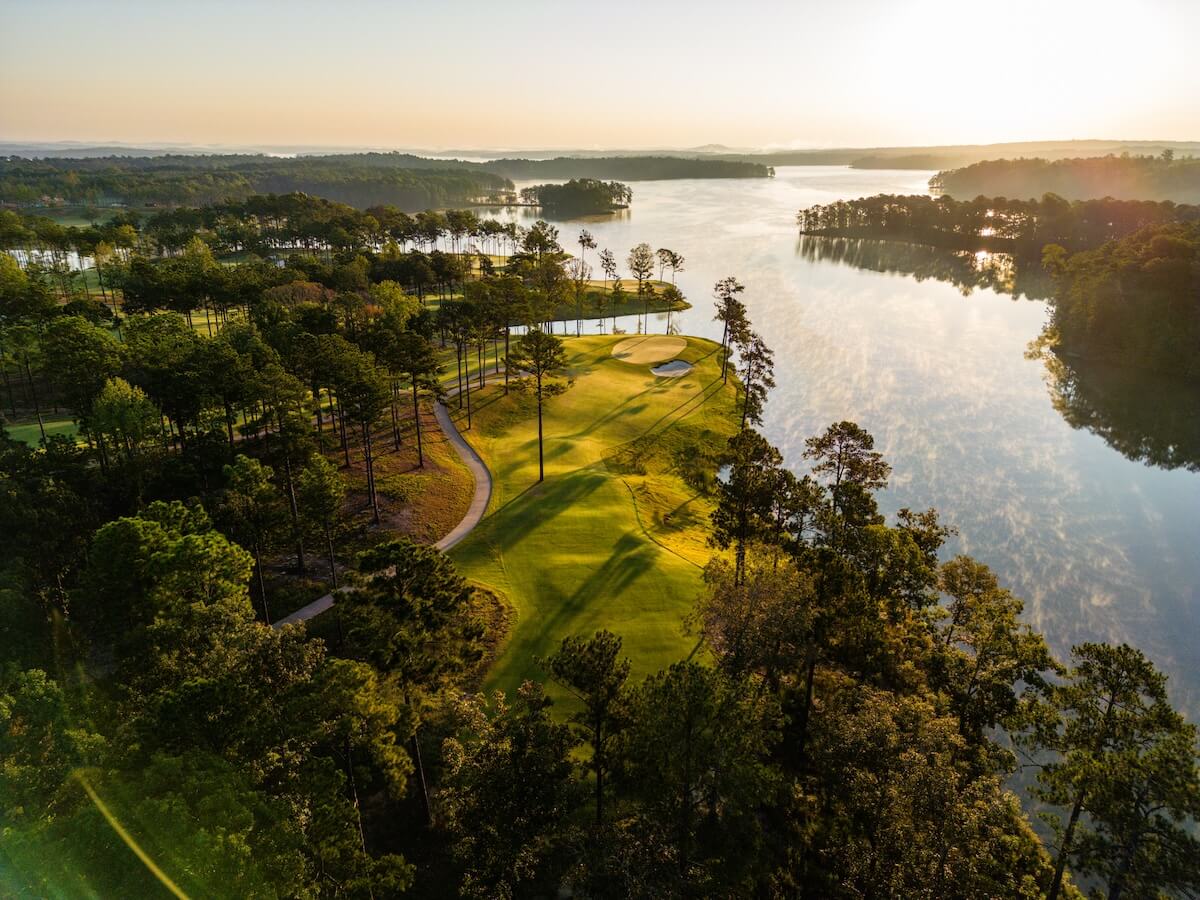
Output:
top-left (6, 418), bottom-right (79, 445)
top-left (421, 279), bottom-right (687, 323)
top-left (550, 279), bottom-right (690, 323)
top-left (446, 334), bottom-right (739, 696)
top-left (33, 206), bottom-right (158, 227)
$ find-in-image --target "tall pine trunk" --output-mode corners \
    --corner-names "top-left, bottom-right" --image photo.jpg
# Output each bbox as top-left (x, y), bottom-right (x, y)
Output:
top-left (411, 381), bottom-right (424, 467)
top-left (1047, 791), bottom-right (1086, 900)
top-left (536, 375), bottom-right (544, 481)
top-left (254, 547), bottom-right (270, 624)
top-left (362, 421), bottom-right (380, 525)
top-left (23, 358), bottom-right (45, 442)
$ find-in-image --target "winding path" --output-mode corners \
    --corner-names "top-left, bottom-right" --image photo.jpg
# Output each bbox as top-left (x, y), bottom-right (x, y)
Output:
top-left (273, 387), bottom-right (493, 628)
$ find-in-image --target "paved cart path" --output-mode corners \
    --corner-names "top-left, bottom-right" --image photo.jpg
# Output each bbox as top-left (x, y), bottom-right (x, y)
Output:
top-left (274, 384), bottom-right (493, 628)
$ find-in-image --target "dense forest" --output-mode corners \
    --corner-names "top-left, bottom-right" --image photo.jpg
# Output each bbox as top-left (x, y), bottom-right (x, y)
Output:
top-left (0, 155), bottom-right (513, 210)
top-left (0, 152), bottom-right (769, 213)
top-left (2, 192), bottom-right (1199, 897)
top-left (519, 179), bottom-right (633, 215)
top-left (1, 194), bottom-right (522, 260)
top-left (796, 193), bottom-right (1200, 252)
top-left (932, 154), bottom-right (1200, 203)
top-left (1042, 222), bottom-right (1200, 379)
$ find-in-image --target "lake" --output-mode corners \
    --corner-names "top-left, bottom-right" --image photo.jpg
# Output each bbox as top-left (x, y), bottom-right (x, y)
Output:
top-left (488, 166), bottom-right (1200, 712)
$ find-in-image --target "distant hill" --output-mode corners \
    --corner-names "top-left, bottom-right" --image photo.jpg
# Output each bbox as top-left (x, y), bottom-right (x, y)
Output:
top-left (711, 140), bottom-right (1200, 170)
top-left (480, 156), bottom-right (768, 181)
top-left (5, 140), bottom-right (1198, 181)
top-left (0, 153), bottom-right (512, 210)
top-left (0, 152), bottom-right (771, 213)
top-left (932, 155), bottom-right (1200, 203)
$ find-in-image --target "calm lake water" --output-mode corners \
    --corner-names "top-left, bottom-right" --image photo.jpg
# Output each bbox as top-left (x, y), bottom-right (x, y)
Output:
top-left (490, 166), bottom-right (1200, 712)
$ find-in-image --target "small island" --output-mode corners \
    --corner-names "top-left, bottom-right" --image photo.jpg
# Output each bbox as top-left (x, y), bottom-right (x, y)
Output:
top-left (519, 178), bottom-right (632, 215)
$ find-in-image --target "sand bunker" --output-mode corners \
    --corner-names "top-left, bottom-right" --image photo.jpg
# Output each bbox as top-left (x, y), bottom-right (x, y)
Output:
top-left (650, 360), bottom-right (693, 377)
top-left (611, 335), bottom-right (687, 365)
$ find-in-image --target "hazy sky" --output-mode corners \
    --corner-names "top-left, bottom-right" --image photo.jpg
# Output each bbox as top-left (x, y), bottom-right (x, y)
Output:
top-left (2, 0), bottom-right (1197, 150)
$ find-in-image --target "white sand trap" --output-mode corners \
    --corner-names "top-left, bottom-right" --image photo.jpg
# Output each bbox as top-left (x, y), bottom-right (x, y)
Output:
top-left (611, 335), bottom-right (687, 364)
top-left (650, 360), bottom-right (693, 378)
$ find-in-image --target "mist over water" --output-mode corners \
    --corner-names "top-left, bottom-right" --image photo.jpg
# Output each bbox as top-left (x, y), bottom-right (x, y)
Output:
top-left (489, 166), bottom-right (1200, 712)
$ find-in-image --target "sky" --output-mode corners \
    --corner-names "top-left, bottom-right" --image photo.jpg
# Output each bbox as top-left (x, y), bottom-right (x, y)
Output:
top-left (2, 0), bottom-right (1197, 151)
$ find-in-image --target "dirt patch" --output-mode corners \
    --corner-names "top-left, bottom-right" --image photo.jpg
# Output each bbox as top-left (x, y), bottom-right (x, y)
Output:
top-left (334, 400), bottom-right (475, 552)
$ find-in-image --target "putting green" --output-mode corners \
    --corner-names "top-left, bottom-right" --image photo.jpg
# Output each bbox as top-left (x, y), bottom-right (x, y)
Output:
top-left (446, 334), bottom-right (739, 696)
top-left (611, 335), bottom-right (687, 365)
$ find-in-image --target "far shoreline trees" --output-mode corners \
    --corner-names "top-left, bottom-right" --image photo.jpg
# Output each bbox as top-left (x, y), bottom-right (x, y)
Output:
top-left (931, 152), bottom-right (1200, 204)
top-left (796, 192), bottom-right (1200, 253)
top-left (1042, 222), bottom-right (1200, 379)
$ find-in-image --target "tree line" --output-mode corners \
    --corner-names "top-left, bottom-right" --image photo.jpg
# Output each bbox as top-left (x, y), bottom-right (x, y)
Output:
top-left (2, 194), bottom-right (529, 261)
top-left (796, 192), bottom-right (1200, 253)
top-left (0, 154), bottom-right (513, 210)
top-left (1042, 221), bottom-right (1200, 379)
top-left (931, 151), bottom-right (1200, 203)
top-left (1, 201), bottom-right (690, 438)
top-left (0, 150), bottom-right (772, 213)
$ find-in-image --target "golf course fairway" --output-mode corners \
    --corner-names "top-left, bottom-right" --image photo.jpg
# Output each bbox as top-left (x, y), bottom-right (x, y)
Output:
top-left (445, 334), bottom-right (739, 695)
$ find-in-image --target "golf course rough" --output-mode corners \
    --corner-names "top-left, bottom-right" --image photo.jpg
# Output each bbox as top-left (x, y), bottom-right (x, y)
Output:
top-left (446, 334), bottom-right (740, 699)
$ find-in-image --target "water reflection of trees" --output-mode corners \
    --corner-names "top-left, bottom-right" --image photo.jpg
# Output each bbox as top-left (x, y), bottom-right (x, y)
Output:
top-left (797, 235), bottom-right (1053, 300)
top-left (1032, 340), bottom-right (1200, 472)
top-left (474, 203), bottom-right (632, 226)
top-left (796, 236), bottom-right (1199, 471)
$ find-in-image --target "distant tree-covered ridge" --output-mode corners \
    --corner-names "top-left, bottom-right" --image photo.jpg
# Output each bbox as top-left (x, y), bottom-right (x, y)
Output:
top-left (519, 179), bottom-right (632, 214)
top-left (1043, 222), bottom-right (1200, 379)
top-left (704, 139), bottom-right (1200, 170)
top-left (932, 153), bottom-right (1200, 203)
top-left (482, 155), bottom-right (769, 180)
top-left (797, 193), bottom-right (1200, 252)
top-left (0, 154), bottom-right (513, 210)
top-left (0, 152), bottom-right (769, 212)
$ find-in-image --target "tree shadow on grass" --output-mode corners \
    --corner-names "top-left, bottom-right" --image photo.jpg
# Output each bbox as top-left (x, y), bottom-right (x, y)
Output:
top-left (485, 469), bottom-right (608, 552)
top-left (488, 530), bottom-right (657, 689)
top-left (556, 387), bottom-right (655, 441)
top-left (601, 378), bottom-right (728, 472)
top-left (638, 377), bottom-right (726, 436)
top-left (556, 370), bottom-right (722, 446)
